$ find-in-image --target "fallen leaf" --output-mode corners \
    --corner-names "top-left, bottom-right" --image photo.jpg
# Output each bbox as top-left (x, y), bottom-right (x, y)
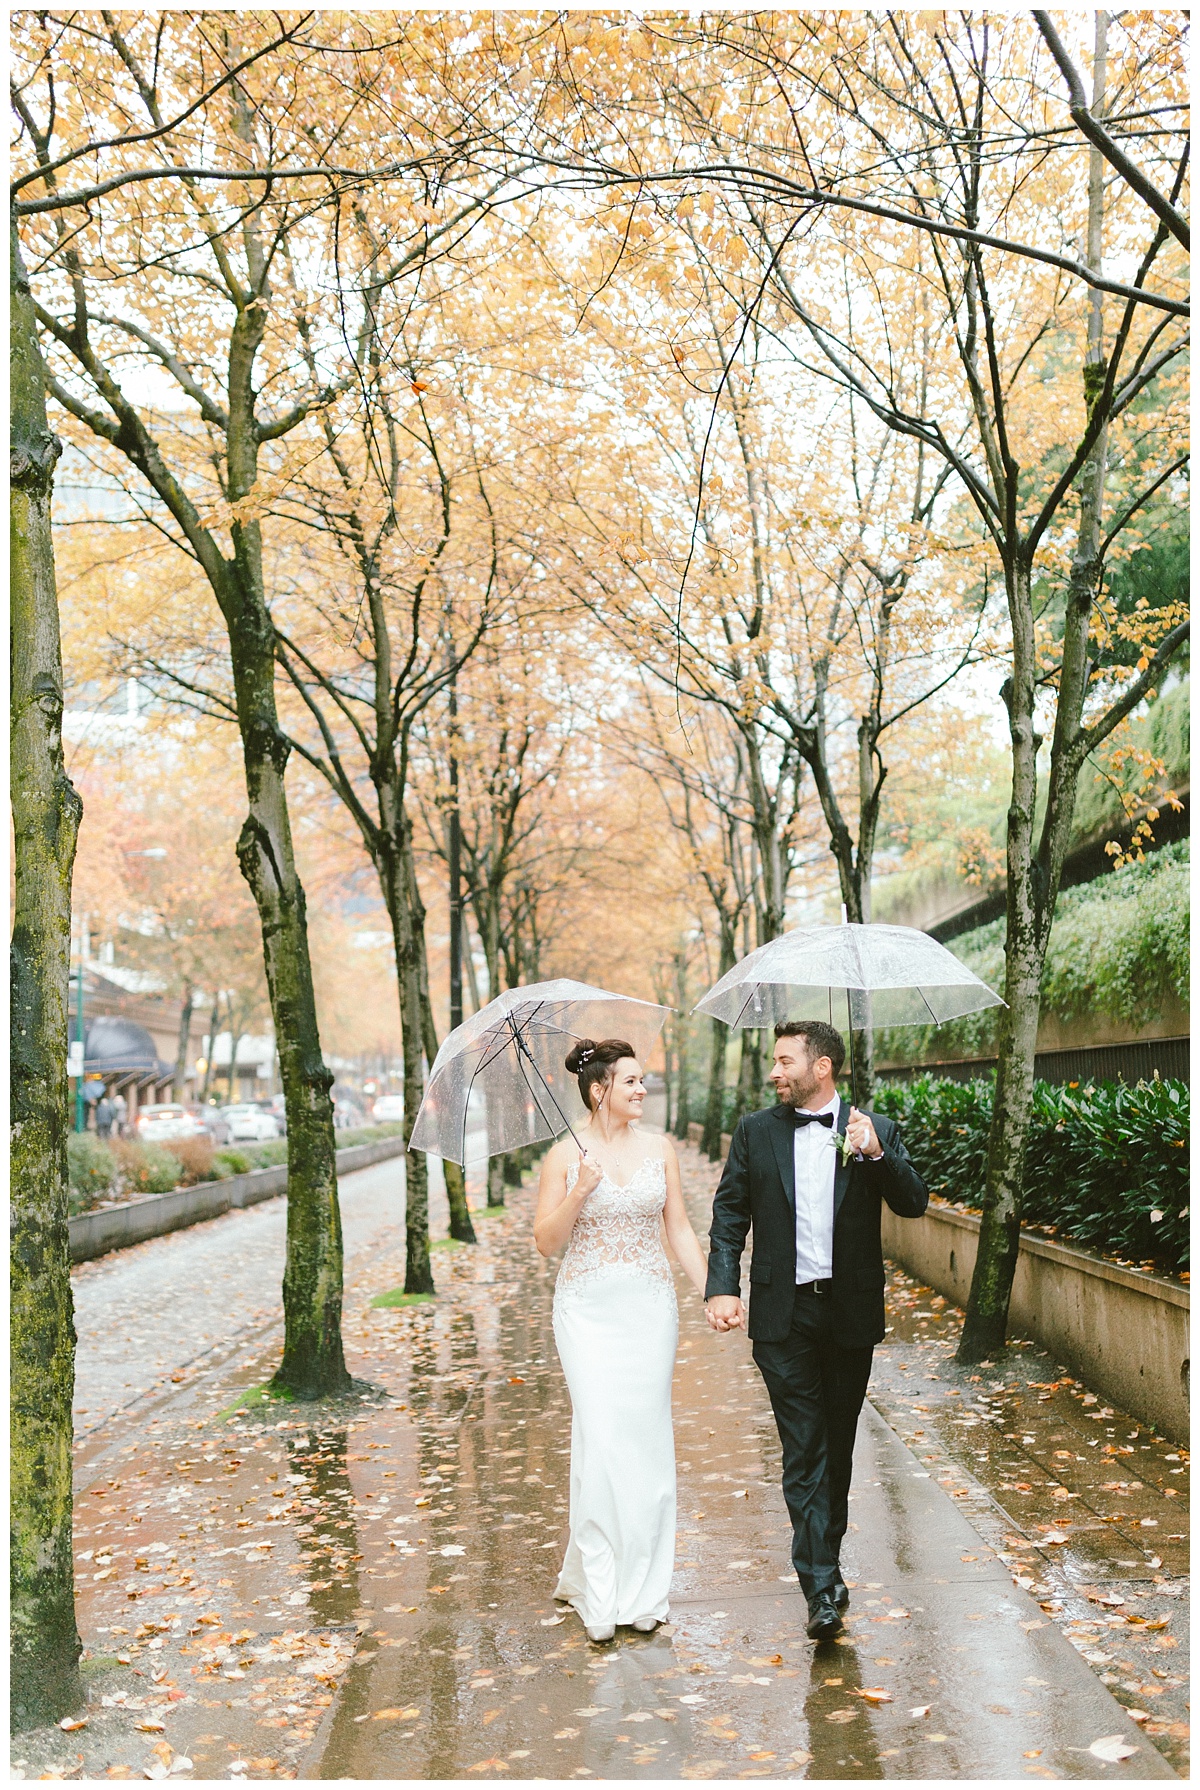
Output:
top-left (539, 1615), bottom-right (565, 1627)
top-left (372, 1707), bottom-right (420, 1721)
top-left (59, 1716), bottom-right (88, 1732)
top-left (909, 1705), bottom-right (931, 1718)
top-left (554, 1728), bottom-right (580, 1739)
top-left (134, 1719), bottom-right (166, 1733)
top-left (508, 1377), bottom-right (525, 1385)
top-left (860, 1688), bottom-right (893, 1704)
top-left (1088, 1736), bottom-right (1138, 1763)
top-left (825, 1709), bottom-right (856, 1724)
top-left (482, 1710), bottom-right (502, 1726)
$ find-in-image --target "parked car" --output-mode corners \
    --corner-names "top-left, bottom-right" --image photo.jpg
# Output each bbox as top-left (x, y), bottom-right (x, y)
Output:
top-left (371, 1094), bottom-right (406, 1122)
top-left (223, 1103), bottom-right (280, 1142)
top-left (260, 1094), bottom-right (287, 1138)
top-left (136, 1103), bottom-right (206, 1142)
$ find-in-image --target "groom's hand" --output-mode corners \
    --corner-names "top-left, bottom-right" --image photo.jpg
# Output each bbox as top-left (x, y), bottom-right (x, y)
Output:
top-left (846, 1107), bottom-right (883, 1160)
top-left (705, 1295), bottom-right (745, 1332)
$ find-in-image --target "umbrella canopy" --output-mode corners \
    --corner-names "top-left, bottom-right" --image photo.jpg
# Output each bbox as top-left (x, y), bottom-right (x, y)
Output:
top-left (693, 922), bottom-right (1004, 1031)
top-left (411, 978), bottom-right (672, 1164)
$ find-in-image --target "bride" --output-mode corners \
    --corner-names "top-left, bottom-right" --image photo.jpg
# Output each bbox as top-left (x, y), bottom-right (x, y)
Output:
top-left (534, 1037), bottom-right (709, 1643)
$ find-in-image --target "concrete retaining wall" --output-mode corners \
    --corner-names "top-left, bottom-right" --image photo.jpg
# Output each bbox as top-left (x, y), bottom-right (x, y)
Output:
top-left (69, 1135), bottom-right (407, 1265)
top-left (881, 1200), bottom-right (1190, 1444)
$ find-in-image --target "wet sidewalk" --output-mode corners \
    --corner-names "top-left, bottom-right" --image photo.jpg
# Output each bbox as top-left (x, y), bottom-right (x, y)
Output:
top-left (14, 1140), bottom-right (1187, 1780)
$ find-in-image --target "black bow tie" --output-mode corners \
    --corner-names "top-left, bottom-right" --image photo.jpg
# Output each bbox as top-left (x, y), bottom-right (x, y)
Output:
top-left (792, 1109), bottom-right (834, 1128)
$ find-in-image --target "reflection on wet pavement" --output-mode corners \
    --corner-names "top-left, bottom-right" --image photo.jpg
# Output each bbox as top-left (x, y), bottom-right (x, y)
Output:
top-left (308, 1150), bottom-right (1176, 1781)
top-left (872, 1266), bottom-right (1189, 1774)
top-left (17, 1140), bottom-right (1185, 1782)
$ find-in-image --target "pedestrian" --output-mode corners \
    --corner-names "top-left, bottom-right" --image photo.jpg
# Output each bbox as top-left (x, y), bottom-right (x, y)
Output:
top-left (704, 1019), bottom-right (928, 1640)
top-left (95, 1092), bottom-right (116, 1139)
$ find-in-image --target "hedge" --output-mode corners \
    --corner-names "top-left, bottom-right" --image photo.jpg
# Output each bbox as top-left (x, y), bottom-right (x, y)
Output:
top-left (874, 1074), bottom-right (1189, 1275)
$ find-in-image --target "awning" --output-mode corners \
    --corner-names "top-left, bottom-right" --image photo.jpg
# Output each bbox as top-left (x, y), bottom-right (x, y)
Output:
top-left (85, 1017), bottom-right (171, 1082)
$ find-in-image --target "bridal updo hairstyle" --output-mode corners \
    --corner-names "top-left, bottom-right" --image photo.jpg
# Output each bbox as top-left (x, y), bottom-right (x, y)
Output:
top-left (565, 1038), bottom-right (636, 1112)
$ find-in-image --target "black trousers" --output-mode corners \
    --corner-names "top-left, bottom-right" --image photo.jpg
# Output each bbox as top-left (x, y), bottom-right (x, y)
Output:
top-left (752, 1291), bottom-right (874, 1604)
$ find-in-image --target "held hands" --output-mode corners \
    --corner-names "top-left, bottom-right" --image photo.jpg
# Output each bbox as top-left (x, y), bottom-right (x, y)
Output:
top-left (574, 1152), bottom-right (603, 1201)
top-left (705, 1295), bottom-right (745, 1333)
top-left (844, 1107), bottom-right (883, 1160)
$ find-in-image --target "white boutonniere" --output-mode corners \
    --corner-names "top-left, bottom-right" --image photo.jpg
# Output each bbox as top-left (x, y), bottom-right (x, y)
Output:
top-left (829, 1129), bottom-right (856, 1165)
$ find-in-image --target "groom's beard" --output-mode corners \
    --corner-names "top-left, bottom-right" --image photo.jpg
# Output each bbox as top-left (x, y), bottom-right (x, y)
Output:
top-left (773, 1061), bottom-right (820, 1107)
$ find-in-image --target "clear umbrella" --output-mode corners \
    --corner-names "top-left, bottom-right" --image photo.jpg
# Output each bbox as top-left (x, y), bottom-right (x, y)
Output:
top-left (410, 979), bottom-right (673, 1165)
top-left (692, 921), bottom-right (1004, 1088)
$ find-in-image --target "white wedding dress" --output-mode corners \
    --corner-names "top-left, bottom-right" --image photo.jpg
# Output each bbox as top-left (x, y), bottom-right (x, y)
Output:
top-left (552, 1153), bottom-right (678, 1630)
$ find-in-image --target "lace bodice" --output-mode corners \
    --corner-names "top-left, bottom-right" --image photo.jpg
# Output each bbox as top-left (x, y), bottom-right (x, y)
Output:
top-left (554, 1156), bottom-right (673, 1300)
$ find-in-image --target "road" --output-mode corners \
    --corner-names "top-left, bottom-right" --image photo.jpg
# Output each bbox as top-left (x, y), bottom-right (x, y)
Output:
top-left (70, 1122), bottom-right (491, 1445)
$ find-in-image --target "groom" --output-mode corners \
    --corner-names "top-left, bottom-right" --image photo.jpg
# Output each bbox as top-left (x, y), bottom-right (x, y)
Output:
top-left (704, 1020), bottom-right (928, 1639)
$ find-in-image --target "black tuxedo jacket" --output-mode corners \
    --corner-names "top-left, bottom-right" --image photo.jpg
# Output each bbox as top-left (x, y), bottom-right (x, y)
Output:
top-left (704, 1098), bottom-right (928, 1347)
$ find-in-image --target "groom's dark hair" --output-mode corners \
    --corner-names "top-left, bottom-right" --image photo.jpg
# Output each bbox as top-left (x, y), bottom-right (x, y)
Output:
top-left (774, 1019), bottom-right (846, 1078)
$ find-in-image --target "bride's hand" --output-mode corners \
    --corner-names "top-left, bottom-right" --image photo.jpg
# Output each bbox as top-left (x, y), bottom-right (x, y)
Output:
top-left (574, 1153), bottom-right (603, 1200)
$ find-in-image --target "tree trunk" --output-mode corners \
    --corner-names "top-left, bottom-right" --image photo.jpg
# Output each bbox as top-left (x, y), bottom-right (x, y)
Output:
top-left (416, 985), bottom-right (476, 1244)
top-left (10, 216), bottom-right (84, 1727)
top-left (218, 303), bottom-right (347, 1396)
top-left (405, 833), bottom-right (475, 1244)
top-left (959, 23), bottom-right (1112, 1362)
top-left (477, 895), bottom-right (506, 1207)
top-left (733, 1028), bottom-right (762, 1123)
top-left (701, 925), bottom-right (737, 1158)
top-left (201, 991), bottom-right (221, 1101)
top-left (227, 1021), bottom-right (243, 1102)
top-left (958, 557), bottom-right (1043, 1362)
top-left (172, 982), bottom-right (194, 1102)
top-left (381, 847), bottom-right (434, 1294)
top-left (671, 1023), bottom-right (691, 1140)
top-left (486, 1155), bottom-right (506, 1208)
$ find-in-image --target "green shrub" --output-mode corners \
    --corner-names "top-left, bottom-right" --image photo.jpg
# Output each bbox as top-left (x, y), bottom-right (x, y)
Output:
top-left (875, 1074), bottom-right (1189, 1274)
top-left (67, 1133), bottom-right (119, 1214)
top-left (214, 1147), bottom-right (253, 1177)
top-left (876, 839), bottom-right (1190, 1066)
top-left (335, 1121), bottom-right (406, 1149)
top-left (111, 1139), bottom-right (182, 1197)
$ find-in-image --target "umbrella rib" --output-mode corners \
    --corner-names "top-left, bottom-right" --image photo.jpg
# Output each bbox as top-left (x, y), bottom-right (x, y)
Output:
top-left (916, 984), bottom-right (943, 1027)
top-left (508, 1012), bottom-right (585, 1151)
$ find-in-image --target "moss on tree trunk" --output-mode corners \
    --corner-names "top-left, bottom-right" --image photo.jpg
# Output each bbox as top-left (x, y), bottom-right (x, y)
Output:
top-left (10, 217), bottom-right (84, 1728)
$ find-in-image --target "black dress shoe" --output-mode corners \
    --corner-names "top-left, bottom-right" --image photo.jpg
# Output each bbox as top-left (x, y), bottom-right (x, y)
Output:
top-left (806, 1591), bottom-right (844, 1641)
top-left (832, 1579), bottom-right (850, 1612)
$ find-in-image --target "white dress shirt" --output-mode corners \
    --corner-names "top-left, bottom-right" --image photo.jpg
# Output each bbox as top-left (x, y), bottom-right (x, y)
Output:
top-left (793, 1094), bottom-right (840, 1285)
